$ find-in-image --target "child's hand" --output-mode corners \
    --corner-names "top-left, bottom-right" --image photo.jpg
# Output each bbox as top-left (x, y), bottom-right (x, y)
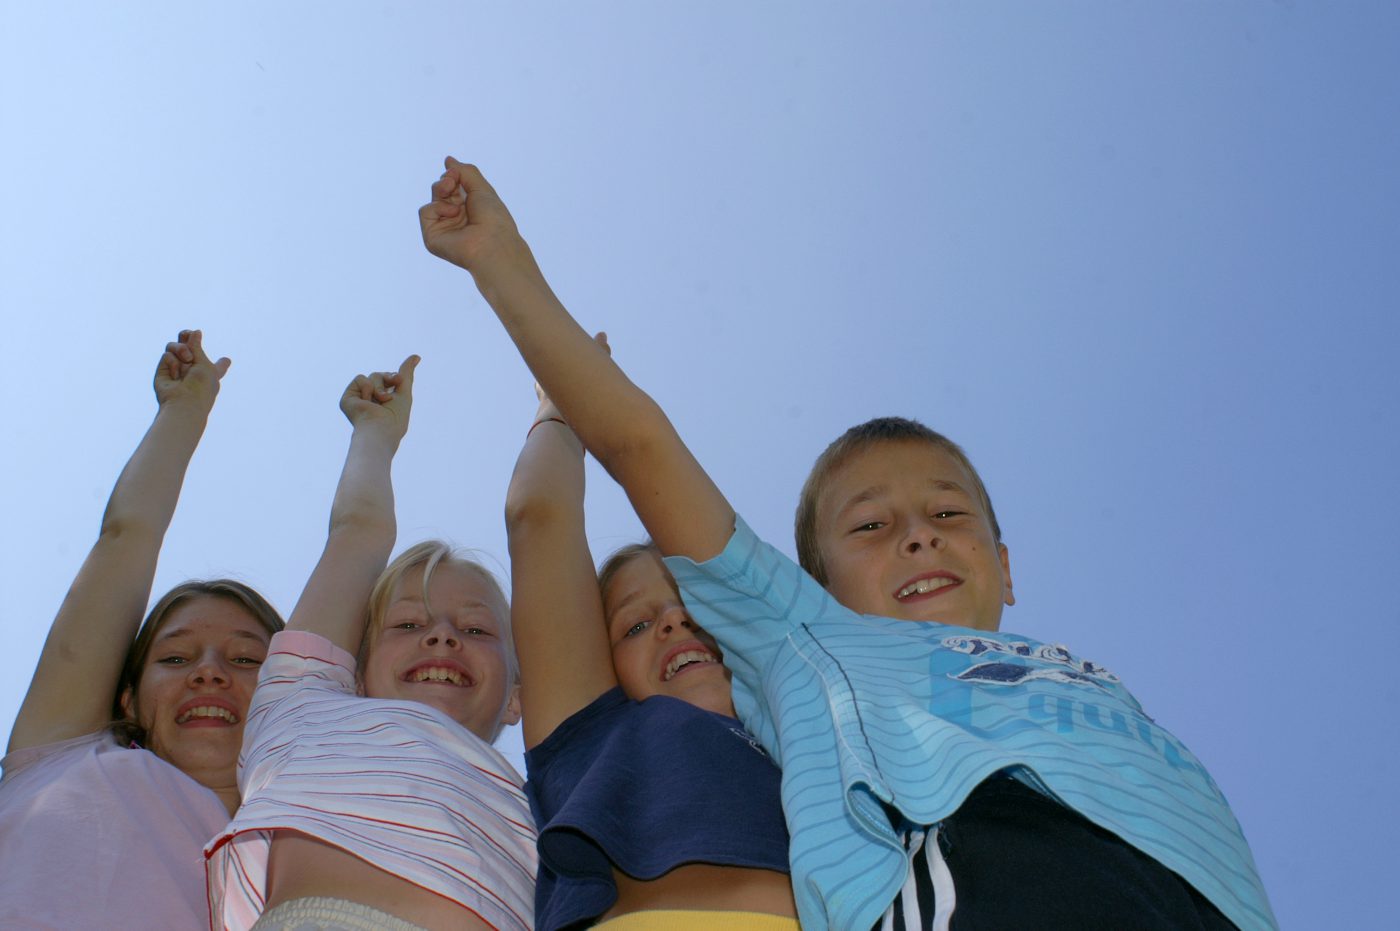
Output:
top-left (340, 355), bottom-right (420, 443)
top-left (154, 329), bottom-right (230, 412)
top-left (419, 158), bottom-right (528, 274)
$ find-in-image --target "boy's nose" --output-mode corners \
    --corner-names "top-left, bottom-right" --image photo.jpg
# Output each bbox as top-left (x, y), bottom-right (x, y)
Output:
top-left (903, 518), bottom-right (945, 553)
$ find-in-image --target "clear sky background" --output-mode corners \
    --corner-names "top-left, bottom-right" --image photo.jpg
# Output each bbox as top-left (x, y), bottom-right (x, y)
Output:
top-left (2, 3), bottom-right (1396, 928)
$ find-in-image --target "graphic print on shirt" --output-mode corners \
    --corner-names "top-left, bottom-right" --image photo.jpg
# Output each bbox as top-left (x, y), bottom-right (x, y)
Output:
top-left (927, 634), bottom-right (1214, 785)
top-left (942, 636), bottom-right (1120, 691)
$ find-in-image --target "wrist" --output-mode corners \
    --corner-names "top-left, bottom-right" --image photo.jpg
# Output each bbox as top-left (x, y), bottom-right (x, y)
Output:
top-left (527, 416), bottom-right (567, 439)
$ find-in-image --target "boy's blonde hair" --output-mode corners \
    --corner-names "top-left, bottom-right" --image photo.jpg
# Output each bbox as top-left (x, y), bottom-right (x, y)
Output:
top-left (363, 540), bottom-right (517, 680)
top-left (795, 417), bottom-right (1002, 586)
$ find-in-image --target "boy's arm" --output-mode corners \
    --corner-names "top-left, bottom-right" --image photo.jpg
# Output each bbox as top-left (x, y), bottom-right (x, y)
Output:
top-left (421, 160), bottom-right (735, 562)
top-left (9, 331), bottom-right (230, 753)
top-left (286, 356), bottom-right (418, 655)
top-left (504, 353), bottom-right (618, 748)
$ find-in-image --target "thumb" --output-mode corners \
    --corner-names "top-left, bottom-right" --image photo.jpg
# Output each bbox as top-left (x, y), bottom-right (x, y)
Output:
top-left (395, 354), bottom-right (421, 397)
top-left (213, 357), bottom-right (232, 379)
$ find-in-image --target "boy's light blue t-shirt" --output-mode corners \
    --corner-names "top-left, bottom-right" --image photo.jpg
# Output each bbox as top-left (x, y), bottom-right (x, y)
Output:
top-left (665, 516), bottom-right (1276, 931)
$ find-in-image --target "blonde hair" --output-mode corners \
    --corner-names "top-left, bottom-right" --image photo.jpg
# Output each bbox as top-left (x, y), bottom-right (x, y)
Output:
top-left (795, 417), bottom-right (1002, 587)
top-left (363, 541), bottom-right (516, 680)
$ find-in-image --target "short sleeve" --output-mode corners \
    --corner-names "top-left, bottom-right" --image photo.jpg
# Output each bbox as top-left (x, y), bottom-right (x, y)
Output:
top-left (665, 514), bottom-right (838, 684)
top-left (242, 630), bottom-right (358, 751)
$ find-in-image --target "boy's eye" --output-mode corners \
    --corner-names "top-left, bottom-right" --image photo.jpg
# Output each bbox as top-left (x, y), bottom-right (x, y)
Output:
top-left (462, 626), bottom-right (490, 636)
top-left (852, 521), bottom-right (884, 533)
top-left (231, 656), bottom-right (263, 666)
top-left (393, 621), bottom-right (422, 630)
top-left (624, 619), bottom-right (651, 638)
top-left (933, 510), bottom-right (965, 519)
top-left (155, 656), bottom-right (188, 665)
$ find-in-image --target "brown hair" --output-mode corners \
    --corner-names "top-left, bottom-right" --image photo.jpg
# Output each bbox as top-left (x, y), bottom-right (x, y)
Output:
top-left (113, 579), bottom-right (284, 746)
top-left (363, 541), bottom-right (516, 680)
top-left (596, 541), bottom-right (664, 610)
top-left (795, 417), bottom-right (1002, 586)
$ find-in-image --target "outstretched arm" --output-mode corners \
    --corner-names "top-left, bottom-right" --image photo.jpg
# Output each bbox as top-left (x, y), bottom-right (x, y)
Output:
top-left (504, 338), bottom-right (619, 748)
top-left (287, 356), bottom-right (418, 655)
top-left (9, 331), bottom-right (230, 753)
top-left (421, 159), bottom-right (735, 563)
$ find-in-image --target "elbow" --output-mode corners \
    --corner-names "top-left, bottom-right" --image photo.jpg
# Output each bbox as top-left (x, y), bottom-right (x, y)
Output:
top-left (503, 494), bottom-right (577, 536)
top-left (587, 396), bottom-right (673, 475)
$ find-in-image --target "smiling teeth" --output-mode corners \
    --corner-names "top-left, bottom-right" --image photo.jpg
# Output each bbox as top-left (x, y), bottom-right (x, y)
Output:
top-left (411, 667), bottom-right (464, 685)
top-left (663, 650), bottom-right (716, 681)
top-left (177, 705), bottom-right (238, 724)
top-left (897, 577), bottom-right (957, 598)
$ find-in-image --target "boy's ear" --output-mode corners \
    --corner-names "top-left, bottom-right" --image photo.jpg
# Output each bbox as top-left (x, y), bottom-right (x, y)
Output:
top-left (501, 682), bottom-right (523, 727)
top-left (999, 543), bottom-right (1015, 606)
top-left (118, 686), bottom-right (136, 721)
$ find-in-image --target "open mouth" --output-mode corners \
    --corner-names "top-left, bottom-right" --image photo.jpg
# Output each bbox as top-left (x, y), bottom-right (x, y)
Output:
top-left (175, 703), bottom-right (239, 726)
top-left (660, 641), bottom-right (721, 682)
top-left (895, 573), bottom-right (961, 601)
top-left (403, 662), bottom-right (472, 687)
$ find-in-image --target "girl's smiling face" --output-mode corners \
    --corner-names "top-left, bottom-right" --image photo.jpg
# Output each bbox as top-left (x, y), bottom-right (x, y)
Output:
top-left (120, 595), bottom-right (271, 776)
top-left (603, 552), bottom-right (734, 717)
top-left (360, 561), bottom-right (520, 742)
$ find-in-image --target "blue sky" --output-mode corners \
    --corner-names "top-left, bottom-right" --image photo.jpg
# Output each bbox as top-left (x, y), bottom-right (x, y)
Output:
top-left (3, 3), bottom-right (1396, 927)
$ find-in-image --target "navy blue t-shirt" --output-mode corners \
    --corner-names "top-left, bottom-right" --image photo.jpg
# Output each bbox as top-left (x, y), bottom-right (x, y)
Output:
top-left (525, 687), bottom-right (790, 930)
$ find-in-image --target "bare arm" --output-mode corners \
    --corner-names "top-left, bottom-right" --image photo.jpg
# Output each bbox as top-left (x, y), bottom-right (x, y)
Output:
top-left (286, 357), bottom-right (418, 655)
top-left (420, 159), bottom-right (735, 563)
top-left (8, 331), bottom-right (230, 753)
top-left (504, 348), bottom-right (621, 748)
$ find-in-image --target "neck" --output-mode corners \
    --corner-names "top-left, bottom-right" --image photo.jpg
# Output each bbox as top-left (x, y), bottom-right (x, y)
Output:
top-left (167, 755), bottom-right (241, 816)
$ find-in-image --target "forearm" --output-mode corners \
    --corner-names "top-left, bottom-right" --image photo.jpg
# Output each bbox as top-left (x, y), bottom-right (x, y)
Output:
top-left (99, 399), bottom-right (211, 538)
top-left (504, 409), bottom-right (587, 530)
top-left (327, 426), bottom-right (400, 543)
top-left (287, 425), bottom-right (399, 650)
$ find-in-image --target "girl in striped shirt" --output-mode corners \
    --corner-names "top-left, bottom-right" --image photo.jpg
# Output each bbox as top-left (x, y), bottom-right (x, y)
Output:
top-left (207, 357), bottom-right (537, 931)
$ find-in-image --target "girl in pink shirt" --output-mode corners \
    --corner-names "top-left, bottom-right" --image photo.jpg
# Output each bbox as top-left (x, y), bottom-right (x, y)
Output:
top-left (0, 331), bottom-right (284, 929)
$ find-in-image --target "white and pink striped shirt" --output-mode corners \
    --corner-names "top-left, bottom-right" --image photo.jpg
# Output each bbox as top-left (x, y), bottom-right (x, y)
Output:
top-left (204, 630), bottom-right (536, 931)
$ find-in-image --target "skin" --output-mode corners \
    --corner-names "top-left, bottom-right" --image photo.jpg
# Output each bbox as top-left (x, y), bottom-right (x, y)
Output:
top-left (360, 562), bottom-right (521, 741)
top-left (603, 553), bottom-right (734, 717)
top-left (815, 440), bottom-right (1014, 630)
top-left (119, 596), bottom-right (271, 813)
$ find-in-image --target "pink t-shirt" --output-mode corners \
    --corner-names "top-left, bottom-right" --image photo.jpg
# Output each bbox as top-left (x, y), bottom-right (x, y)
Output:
top-left (0, 730), bottom-right (229, 930)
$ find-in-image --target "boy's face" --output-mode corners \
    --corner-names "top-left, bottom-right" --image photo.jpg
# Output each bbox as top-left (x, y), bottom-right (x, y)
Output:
top-left (361, 562), bottom-right (521, 741)
top-left (815, 440), bottom-right (1014, 630)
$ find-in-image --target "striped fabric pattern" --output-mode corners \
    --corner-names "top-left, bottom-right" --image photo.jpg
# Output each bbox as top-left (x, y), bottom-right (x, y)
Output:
top-left (204, 631), bottom-right (537, 931)
top-left (666, 517), bottom-right (1277, 931)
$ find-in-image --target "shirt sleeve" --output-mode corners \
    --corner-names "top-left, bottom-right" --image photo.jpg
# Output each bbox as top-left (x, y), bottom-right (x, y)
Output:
top-left (240, 630), bottom-right (358, 763)
top-left (665, 515), bottom-right (848, 762)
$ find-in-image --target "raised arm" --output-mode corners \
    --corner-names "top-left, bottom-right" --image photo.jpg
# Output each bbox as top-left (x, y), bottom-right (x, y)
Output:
top-left (287, 357), bottom-right (418, 655)
top-left (504, 341), bottom-right (620, 748)
top-left (420, 159), bottom-right (734, 562)
top-left (9, 331), bottom-right (230, 753)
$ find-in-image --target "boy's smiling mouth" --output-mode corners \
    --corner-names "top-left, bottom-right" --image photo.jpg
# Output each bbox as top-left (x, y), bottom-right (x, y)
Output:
top-left (895, 572), bottom-right (961, 601)
top-left (403, 660), bottom-right (473, 687)
top-left (660, 641), bottom-right (721, 682)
